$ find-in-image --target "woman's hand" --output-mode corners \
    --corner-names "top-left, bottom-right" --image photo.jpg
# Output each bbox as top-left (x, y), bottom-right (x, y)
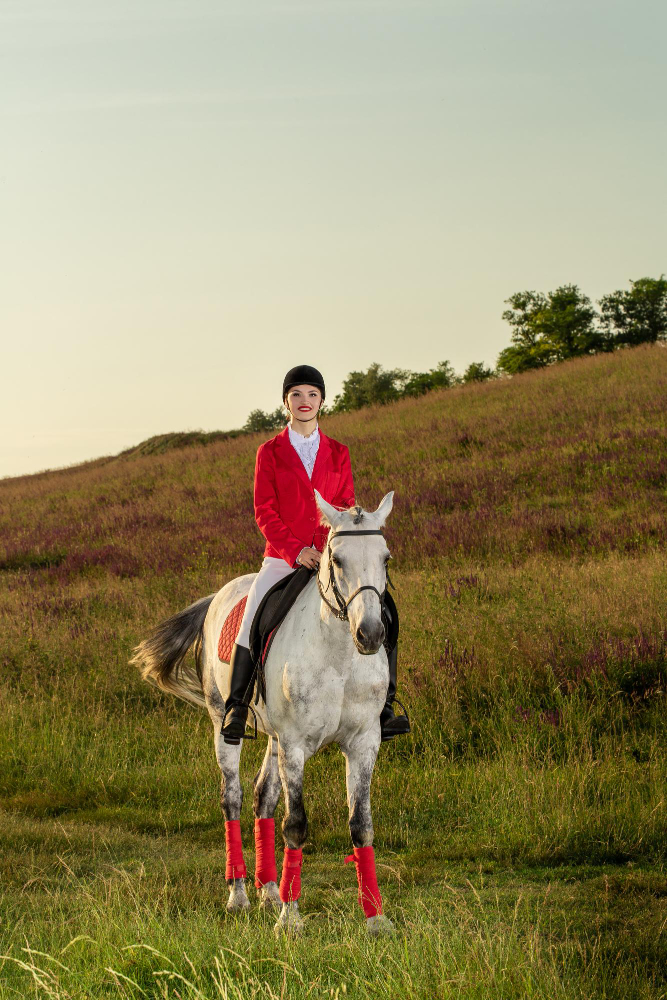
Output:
top-left (296, 546), bottom-right (321, 569)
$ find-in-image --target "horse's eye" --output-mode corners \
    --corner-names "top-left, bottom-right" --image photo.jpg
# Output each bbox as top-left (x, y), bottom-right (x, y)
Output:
top-left (332, 556), bottom-right (342, 568)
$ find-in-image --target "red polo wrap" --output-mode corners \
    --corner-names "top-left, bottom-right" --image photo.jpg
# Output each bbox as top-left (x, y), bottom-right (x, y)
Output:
top-left (279, 847), bottom-right (303, 902)
top-left (345, 846), bottom-right (383, 917)
top-left (224, 820), bottom-right (247, 880)
top-left (254, 818), bottom-right (278, 888)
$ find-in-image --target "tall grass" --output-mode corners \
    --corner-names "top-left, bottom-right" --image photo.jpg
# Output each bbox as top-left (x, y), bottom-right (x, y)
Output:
top-left (1, 345), bottom-right (666, 997)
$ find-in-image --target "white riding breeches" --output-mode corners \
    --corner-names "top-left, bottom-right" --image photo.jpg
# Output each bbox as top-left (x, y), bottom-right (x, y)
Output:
top-left (235, 556), bottom-right (297, 649)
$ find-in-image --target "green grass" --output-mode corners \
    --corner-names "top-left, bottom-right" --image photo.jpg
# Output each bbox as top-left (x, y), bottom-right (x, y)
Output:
top-left (1, 347), bottom-right (666, 997)
top-left (2, 561), bottom-right (666, 997)
top-left (2, 812), bottom-right (665, 1000)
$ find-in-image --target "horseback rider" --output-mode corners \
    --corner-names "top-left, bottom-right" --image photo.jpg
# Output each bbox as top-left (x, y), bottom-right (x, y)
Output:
top-left (220, 364), bottom-right (411, 745)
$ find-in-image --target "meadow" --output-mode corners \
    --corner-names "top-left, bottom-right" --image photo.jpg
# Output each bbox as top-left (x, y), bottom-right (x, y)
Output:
top-left (0, 345), bottom-right (666, 998)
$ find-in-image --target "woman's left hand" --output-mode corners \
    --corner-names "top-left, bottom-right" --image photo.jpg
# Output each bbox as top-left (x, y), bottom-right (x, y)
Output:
top-left (296, 546), bottom-right (321, 569)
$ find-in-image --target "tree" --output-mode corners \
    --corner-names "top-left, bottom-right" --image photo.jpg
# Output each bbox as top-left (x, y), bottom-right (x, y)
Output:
top-left (243, 407), bottom-right (286, 433)
top-left (539, 285), bottom-right (600, 360)
top-left (462, 361), bottom-right (495, 383)
top-left (497, 290), bottom-right (557, 374)
top-left (599, 276), bottom-right (667, 348)
top-left (330, 363), bottom-right (409, 412)
top-left (497, 285), bottom-right (601, 374)
top-left (402, 361), bottom-right (459, 396)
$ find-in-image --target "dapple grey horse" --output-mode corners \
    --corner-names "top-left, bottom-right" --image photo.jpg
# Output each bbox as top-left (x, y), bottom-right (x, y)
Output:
top-left (131, 491), bottom-right (395, 935)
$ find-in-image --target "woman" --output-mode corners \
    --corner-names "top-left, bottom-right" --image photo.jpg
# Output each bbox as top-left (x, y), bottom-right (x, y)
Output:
top-left (221, 364), bottom-right (410, 744)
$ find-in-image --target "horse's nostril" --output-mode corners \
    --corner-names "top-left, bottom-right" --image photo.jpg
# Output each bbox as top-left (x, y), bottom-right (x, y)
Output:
top-left (355, 622), bottom-right (384, 650)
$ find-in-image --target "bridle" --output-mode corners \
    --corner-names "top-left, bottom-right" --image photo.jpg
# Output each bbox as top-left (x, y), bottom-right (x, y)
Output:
top-left (316, 529), bottom-right (395, 623)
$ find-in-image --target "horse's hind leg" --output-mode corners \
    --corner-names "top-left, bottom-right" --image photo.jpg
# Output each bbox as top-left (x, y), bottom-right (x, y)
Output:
top-left (274, 741), bottom-right (307, 935)
top-left (203, 679), bottom-right (250, 913)
top-left (342, 733), bottom-right (394, 936)
top-left (214, 733), bottom-right (251, 912)
top-left (253, 737), bottom-right (282, 911)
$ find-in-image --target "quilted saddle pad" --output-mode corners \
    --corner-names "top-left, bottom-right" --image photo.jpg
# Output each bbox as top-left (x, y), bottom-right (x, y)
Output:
top-left (217, 595), bottom-right (247, 664)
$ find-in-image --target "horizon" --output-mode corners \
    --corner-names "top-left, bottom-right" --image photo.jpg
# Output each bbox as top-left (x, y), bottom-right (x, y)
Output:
top-left (3, 341), bottom-right (664, 485)
top-left (2, 0), bottom-right (665, 478)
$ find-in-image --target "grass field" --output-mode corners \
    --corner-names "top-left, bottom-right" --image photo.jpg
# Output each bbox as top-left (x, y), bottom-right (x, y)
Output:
top-left (1, 346), bottom-right (666, 998)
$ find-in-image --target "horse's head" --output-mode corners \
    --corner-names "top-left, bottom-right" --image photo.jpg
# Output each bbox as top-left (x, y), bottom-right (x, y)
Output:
top-left (314, 490), bottom-right (394, 655)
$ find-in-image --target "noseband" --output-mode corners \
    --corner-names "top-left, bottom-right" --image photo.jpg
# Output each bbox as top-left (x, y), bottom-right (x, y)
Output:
top-left (316, 529), bottom-right (394, 623)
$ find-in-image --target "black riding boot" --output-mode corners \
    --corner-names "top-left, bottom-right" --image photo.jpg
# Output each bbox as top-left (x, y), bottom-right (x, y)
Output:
top-left (221, 643), bottom-right (256, 745)
top-left (380, 643), bottom-right (411, 741)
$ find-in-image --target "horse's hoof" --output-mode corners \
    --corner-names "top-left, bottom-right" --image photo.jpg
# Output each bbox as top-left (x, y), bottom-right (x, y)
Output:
top-left (258, 881), bottom-right (282, 912)
top-left (226, 880), bottom-right (251, 913)
top-left (226, 898), bottom-right (251, 913)
top-left (366, 914), bottom-right (395, 937)
top-left (273, 902), bottom-right (304, 936)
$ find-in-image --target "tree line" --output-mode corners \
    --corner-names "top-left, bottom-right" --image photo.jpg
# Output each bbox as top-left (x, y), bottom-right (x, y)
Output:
top-left (244, 275), bottom-right (666, 429)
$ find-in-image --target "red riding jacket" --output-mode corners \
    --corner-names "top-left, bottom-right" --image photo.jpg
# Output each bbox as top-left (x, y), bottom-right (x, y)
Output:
top-left (254, 425), bottom-right (356, 567)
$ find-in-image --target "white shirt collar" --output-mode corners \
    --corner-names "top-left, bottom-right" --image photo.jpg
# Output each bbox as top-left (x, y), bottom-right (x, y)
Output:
top-left (288, 423), bottom-right (320, 449)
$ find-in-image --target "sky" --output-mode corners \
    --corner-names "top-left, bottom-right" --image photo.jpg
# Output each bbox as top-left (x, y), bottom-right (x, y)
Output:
top-left (1, 0), bottom-right (665, 478)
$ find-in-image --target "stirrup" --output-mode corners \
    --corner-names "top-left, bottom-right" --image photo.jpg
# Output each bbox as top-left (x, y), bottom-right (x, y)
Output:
top-left (380, 698), bottom-right (411, 742)
top-left (221, 703), bottom-right (258, 745)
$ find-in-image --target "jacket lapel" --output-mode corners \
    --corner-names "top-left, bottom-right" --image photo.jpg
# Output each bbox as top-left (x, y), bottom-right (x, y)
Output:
top-left (311, 431), bottom-right (332, 492)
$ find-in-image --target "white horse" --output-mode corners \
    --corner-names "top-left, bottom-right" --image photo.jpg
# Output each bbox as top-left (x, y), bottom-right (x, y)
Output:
top-left (131, 491), bottom-right (396, 936)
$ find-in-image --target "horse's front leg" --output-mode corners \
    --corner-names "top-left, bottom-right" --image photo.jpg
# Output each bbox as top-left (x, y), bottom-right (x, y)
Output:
top-left (274, 741), bottom-right (307, 935)
top-left (342, 731), bottom-right (395, 936)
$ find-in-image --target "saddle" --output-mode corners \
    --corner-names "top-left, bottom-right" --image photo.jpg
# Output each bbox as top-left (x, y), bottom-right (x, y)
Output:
top-left (217, 568), bottom-right (398, 704)
top-left (249, 567), bottom-right (315, 680)
top-left (216, 568), bottom-right (314, 690)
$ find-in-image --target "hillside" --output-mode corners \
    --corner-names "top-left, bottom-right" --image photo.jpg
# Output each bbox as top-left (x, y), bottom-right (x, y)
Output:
top-left (1, 345), bottom-right (666, 999)
top-left (1, 344), bottom-right (665, 577)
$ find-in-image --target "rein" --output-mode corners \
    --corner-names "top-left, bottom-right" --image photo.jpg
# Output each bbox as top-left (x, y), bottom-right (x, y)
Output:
top-left (316, 529), bottom-right (394, 623)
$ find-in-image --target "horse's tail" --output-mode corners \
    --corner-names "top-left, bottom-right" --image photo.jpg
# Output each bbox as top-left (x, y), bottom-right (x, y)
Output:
top-left (129, 594), bottom-right (215, 709)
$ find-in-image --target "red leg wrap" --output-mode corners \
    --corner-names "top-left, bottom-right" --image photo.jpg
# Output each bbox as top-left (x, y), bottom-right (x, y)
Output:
top-left (345, 846), bottom-right (383, 917)
top-left (254, 818), bottom-right (278, 889)
top-left (279, 847), bottom-right (303, 903)
top-left (224, 820), bottom-right (247, 881)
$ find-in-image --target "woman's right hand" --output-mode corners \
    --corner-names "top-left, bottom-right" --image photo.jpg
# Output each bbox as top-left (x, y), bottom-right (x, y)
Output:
top-left (296, 546), bottom-right (321, 569)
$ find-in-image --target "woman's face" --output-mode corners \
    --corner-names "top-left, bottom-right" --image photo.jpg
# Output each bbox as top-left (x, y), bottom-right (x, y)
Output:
top-left (285, 384), bottom-right (322, 421)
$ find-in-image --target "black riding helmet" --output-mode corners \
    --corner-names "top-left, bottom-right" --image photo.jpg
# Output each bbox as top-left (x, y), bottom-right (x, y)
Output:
top-left (282, 365), bottom-right (326, 402)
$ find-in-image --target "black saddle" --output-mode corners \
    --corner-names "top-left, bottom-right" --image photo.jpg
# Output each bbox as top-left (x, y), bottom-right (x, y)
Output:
top-left (248, 567), bottom-right (399, 704)
top-left (249, 566), bottom-right (314, 677)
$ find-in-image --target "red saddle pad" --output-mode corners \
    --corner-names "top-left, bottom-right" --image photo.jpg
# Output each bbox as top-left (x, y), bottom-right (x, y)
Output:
top-left (217, 595), bottom-right (248, 663)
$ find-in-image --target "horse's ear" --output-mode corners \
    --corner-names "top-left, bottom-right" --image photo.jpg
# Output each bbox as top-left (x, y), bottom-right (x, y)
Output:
top-left (314, 489), bottom-right (344, 529)
top-left (372, 491), bottom-right (394, 528)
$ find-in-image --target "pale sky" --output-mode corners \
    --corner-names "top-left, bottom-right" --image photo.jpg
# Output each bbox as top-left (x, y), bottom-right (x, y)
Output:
top-left (2, 0), bottom-right (665, 478)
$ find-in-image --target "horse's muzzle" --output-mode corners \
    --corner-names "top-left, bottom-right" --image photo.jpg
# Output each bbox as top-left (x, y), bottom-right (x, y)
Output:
top-left (354, 620), bottom-right (385, 655)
